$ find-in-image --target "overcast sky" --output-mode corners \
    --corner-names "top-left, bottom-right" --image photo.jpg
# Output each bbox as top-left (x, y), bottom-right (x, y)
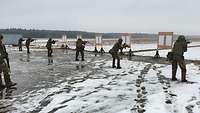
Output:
top-left (0, 0), bottom-right (200, 34)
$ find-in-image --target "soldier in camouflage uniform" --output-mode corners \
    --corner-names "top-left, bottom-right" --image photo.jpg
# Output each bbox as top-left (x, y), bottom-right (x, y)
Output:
top-left (25, 38), bottom-right (34, 54)
top-left (0, 34), bottom-right (17, 88)
top-left (75, 38), bottom-right (87, 61)
top-left (18, 38), bottom-right (25, 51)
top-left (109, 38), bottom-right (129, 69)
top-left (172, 35), bottom-right (189, 82)
top-left (46, 38), bottom-right (56, 57)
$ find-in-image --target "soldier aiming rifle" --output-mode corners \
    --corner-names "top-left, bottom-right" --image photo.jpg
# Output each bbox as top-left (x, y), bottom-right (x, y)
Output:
top-left (46, 38), bottom-right (57, 57)
top-left (25, 38), bottom-right (35, 54)
top-left (18, 38), bottom-right (25, 51)
top-left (109, 38), bottom-right (130, 69)
top-left (169, 35), bottom-right (190, 82)
top-left (75, 38), bottom-right (88, 61)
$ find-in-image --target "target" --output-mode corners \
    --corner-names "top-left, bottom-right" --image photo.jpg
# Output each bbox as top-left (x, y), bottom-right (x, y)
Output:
top-left (158, 32), bottom-right (173, 49)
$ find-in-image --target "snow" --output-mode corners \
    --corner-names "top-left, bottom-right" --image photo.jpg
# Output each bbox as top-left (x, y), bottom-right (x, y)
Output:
top-left (1, 41), bottom-right (200, 113)
top-left (10, 58), bottom-right (200, 113)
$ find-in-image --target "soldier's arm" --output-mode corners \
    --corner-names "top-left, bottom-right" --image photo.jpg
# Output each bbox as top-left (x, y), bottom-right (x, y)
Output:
top-left (83, 41), bottom-right (88, 44)
top-left (183, 43), bottom-right (188, 52)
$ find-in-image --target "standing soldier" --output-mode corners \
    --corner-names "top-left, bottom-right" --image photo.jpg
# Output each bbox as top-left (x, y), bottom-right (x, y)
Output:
top-left (0, 34), bottom-right (17, 88)
top-left (171, 35), bottom-right (189, 82)
top-left (18, 38), bottom-right (25, 51)
top-left (25, 38), bottom-right (34, 54)
top-left (46, 38), bottom-right (56, 57)
top-left (109, 38), bottom-right (129, 69)
top-left (75, 38), bottom-right (87, 61)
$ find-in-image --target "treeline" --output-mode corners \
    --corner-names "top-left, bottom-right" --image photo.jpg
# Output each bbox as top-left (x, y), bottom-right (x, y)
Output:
top-left (0, 28), bottom-right (157, 39)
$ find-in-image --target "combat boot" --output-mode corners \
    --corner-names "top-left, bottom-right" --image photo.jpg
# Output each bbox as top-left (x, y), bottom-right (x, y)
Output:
top-left (181, 69), bottom-right (187, 82)
top-left (116, 59), bottom-right (121, 69)
top-left (0, 84), bottom-right (5, 89)
top-left (4, 73), bottom-right (17, 87)
top-left (6, 82), bottom-right (17, 88)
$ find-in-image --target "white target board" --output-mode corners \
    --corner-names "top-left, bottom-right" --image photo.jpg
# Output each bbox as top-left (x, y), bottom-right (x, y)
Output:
top-left (95, 35), bottom-right (102, 45)
top-left (121, 34), bottom-right (131, 46)
top-left (77, 35), bottom-right (82, 39)
top-left (62, 35), bottom-right (67, 43)
top-left (158, 32), bottom-right (173, 49)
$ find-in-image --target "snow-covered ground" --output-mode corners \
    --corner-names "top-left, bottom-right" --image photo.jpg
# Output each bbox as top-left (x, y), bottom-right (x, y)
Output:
top-left (0, 43), bottom-right (200, 113)
top-left (11, 58), bottom-right (200, 113)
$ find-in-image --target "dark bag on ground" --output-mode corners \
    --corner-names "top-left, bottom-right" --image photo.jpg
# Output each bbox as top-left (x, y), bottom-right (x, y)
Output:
top-left (167, 52), bottom-right (174, 61)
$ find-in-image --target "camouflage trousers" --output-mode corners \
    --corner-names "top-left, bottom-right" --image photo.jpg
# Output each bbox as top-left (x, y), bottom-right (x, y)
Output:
top-left (0, 62), bottom-right (12, 85)
top-left (47, 48), bottom-right (53, 57)
top-left (111, 52), bottom-right (120, 68)
top-left (76, 49), bottom-right (84, 61)
top-left (172, 59), bottom-right (187, 81)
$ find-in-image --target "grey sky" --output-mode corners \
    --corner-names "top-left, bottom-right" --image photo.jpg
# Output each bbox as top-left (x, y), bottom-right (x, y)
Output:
top-left (0, 0), bottom-right (200, 34)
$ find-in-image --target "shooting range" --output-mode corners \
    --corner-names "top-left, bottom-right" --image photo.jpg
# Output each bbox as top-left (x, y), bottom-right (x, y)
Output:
top-left (158, 32), bottom-right (173, 49)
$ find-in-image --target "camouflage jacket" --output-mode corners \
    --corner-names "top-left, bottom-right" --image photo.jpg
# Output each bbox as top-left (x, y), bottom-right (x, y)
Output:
top-left (46, 40), bottom-right (56, 49)
top-left (172, 39), bottom-right (187, 60)
top-left (25, 39), bottom-right (34, 47)
top-left (109, 42), bottom-right (123, 54)
top-left (0, 44), bottom-right (8, 64)
top-left (76, 39), bottom-right (86, 50)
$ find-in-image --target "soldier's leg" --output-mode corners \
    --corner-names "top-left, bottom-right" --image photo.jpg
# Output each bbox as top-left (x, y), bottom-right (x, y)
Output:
top-left (111, 53), bottom-right (116, 68)
top-left (75, 50), bottom-right (79, 61)
top-left (0, 65), bottom-right (5, 88)
top-left (27, 46), bottom-right (30, 53)
top-left (178, 60), bottom-right (187, 82)
top-left (48, 49), bottom-right (52, 57)
top-left (172, 60), bottom-right (178, 80)
top-left (50, 48), bottom-right (53, 56)
top-left (2, 63), bottom-right (12, 85)
top-left (19, 46), bottom-right (21, 51)
top-left (81, 50), bottom-right (84, 61)
top-left (47, 49), bottom-right (50, 57)
top-left (116, 54), bottom-right (121, 69)
top-left (112, 57), bottom-right (116, 68)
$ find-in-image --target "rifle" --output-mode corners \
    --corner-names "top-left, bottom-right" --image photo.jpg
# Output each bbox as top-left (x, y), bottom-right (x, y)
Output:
top-left (53, 40), bottom-right (58, 44)
top-left (123, 43), bottom-right (130, 49)
top-left (31, 39), bottom-right (37, 42)
top-left (186, 41), bottom-right (191, 44)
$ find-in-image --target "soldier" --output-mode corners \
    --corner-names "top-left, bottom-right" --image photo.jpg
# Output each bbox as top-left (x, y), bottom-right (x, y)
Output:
top-left (46, 38), bottom-right (56, 57)
top-left (100, 47), bottom-right (105, 54)
top-left (153, 50), bottom-right (160, 59)
top-left (171, 35), bottom-right (189, 82)
top-left (25, 38), bottom-right (34, 54)
top-left (75, 38), bottom-right (87, 61)
top-left (18, 38), bottom-right (25, 51)
top-left (109, 38), bottom-right (129, 69)
top-left (0, 34), bottom-right (17, 88)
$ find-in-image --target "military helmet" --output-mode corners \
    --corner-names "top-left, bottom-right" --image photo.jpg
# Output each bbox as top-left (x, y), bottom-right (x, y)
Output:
top-left (118, 38), bottom-right (123, 43)
top-left (177, 35), bottom-right (186, 41)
